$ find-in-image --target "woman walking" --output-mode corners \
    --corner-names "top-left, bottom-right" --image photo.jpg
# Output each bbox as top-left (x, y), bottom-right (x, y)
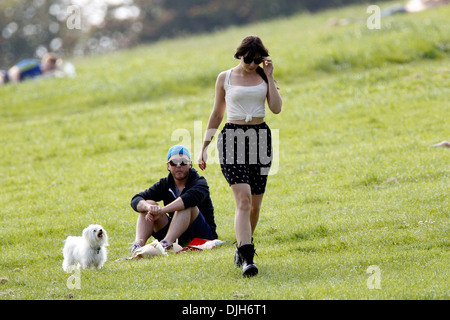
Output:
top-left (198, 35), bottom-right (282, 277)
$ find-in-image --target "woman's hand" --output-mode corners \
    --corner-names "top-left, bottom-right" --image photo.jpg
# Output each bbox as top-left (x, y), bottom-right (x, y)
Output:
top-left (198, 148), bottom-right (208, 171)
top-left (262, 57), bottom-right (274, 77)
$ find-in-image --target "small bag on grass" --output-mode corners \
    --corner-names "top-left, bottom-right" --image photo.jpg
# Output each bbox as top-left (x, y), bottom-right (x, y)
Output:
top-left (132, 240), bottom-right (183, 259)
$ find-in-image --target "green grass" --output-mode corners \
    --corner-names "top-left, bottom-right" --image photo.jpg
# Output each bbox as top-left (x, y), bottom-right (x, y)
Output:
top-left (1, 2), bottom-right (449, 300)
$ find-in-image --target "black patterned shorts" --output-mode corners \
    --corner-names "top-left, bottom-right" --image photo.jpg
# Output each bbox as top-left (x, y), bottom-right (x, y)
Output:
top-left (217, 122), bottom-right (272, 195)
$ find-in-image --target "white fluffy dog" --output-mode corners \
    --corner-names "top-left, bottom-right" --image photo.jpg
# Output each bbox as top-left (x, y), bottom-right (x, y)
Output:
top-left (62, 224), bottom-right (108, 272)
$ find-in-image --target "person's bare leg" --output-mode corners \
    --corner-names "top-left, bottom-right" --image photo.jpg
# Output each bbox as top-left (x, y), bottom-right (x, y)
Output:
top-left (134, 212), bottom-right (153, 246)
top-left (162, 206), bottom-right (199, 245)
top-left (231, 183), bottom-right (252, 246)
top-left (231, 183), bottom-right (258, 277)
top-left (135, 200), bottom-right (169, 246)
top-left (250, 193), bottom-right (264, 236)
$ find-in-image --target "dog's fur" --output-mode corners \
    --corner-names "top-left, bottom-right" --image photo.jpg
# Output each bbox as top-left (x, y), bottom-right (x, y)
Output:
top-left (62, 224), bottom-right (108, 272)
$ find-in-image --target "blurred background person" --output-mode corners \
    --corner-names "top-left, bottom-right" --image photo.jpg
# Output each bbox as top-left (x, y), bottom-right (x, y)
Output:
top-left (0, 52), bottom-right (61, 85)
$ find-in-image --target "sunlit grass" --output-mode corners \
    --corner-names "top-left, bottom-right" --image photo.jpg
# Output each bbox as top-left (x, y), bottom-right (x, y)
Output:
top-left (0, 2), bottom-right (449, 300)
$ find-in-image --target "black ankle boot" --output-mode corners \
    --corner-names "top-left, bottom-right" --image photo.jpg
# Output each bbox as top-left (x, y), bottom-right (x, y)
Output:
top-left (234, 238), bottom-right (254, 268)
top-left (233, 237), bottom-right (253, 268)
top-left (234, 246), bottom-right (242, 267)
top-left (237, 244), bottom-right (258, 277)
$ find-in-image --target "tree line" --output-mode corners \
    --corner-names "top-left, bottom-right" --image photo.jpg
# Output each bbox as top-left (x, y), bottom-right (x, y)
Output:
top-left (0, 0), bottom-right (390, 67)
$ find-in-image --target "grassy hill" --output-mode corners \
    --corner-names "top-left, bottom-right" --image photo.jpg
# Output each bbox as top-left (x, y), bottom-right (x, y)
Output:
top-left (0, 1), bottom-right (449, 300)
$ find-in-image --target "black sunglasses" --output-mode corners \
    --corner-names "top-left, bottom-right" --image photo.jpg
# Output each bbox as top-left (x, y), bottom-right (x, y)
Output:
top-left (168, 159), bottom-right (189, 166)
top-left (243, 56), bottom-right (263, 65)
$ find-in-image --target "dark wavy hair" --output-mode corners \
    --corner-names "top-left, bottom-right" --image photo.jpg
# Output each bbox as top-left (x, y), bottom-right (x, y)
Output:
top-left (234, 35), bottom-right (270, 84)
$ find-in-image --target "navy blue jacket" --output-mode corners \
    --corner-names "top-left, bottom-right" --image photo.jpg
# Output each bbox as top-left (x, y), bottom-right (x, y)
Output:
top-left (131, 169), bottom-right (217, 238)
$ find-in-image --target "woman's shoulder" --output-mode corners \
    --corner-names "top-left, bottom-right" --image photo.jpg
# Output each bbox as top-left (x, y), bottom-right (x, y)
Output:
top-left (217, 70), bottom-right (229, 80)
top-left (215, 70), bottom-right (229, 87)
top-left (218, 68), bottom-right (235, 84)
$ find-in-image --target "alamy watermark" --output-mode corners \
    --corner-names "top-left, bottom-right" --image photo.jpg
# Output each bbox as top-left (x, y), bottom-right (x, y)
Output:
top-left (366, 265), bottom-right (381, 289)
top-left (171, 121), bottom-right (280, 175)
top-left (66, 265), bottom-right (81, 289)
top-left (66, 5), bottom-right (82, 30)
top-left (367, 5), bottom-right (381, 30)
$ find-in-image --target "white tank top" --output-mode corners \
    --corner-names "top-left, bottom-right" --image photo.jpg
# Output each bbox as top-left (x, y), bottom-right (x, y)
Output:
top-left (224, 68), bottom-right (267, 123)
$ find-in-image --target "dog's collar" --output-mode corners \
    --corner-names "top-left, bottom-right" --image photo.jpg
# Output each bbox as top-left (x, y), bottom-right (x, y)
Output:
top-left (92, 246), bottom-right (101, 254)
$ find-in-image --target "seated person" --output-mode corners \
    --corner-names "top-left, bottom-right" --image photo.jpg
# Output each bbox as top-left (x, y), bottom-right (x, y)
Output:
top-left (130, 145), bottom-right (218, 252)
